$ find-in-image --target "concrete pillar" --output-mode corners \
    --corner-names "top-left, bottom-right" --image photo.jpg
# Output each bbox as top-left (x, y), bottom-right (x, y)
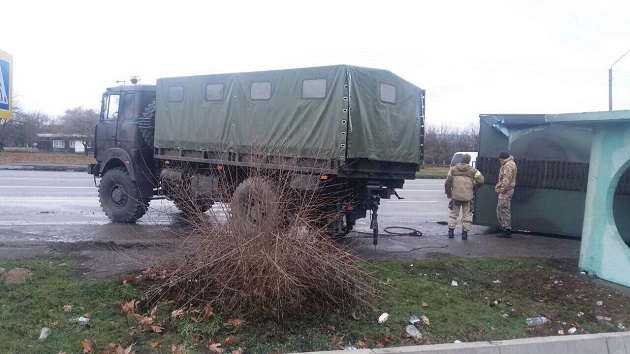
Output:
top-left (580, 123), bottom-right (630, 287)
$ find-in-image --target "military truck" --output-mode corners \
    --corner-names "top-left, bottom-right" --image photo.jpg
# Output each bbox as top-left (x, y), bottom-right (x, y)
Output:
top-left (89, 65), bottom-right (425, 239)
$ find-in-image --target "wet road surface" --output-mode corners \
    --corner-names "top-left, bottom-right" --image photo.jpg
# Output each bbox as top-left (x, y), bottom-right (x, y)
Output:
top-left (0, 170), bottom-right (582, 278)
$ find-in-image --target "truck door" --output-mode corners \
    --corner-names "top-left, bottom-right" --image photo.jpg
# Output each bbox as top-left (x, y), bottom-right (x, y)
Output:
top-left (95, 93), bottom-right (120, 158)
top-left (117, 92), bottom-right (139, 147)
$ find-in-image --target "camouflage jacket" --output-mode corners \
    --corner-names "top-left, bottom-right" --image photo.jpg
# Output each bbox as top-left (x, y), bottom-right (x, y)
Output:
top-left (495, 156), bottom-right (517, 193)
top-left (445, 163), bottom-right (484, 201)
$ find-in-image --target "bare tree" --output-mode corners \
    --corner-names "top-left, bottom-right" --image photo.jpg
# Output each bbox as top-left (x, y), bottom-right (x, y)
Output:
top-left (0, 118), bottom-right (13, 150)
top-left (424, 123), bottom-right (480, 165)
top-left (466, 123), bottom-right (480, 151)
top-left (11, 111), bottom-right (50, 148)
top-left (425, 124), bottom-right (456, 165)
top-left (0, 104), bottom-right (49, 149)
top-left (451, 124), bottom-right (479, 152)
top-left (56, 107), bottom-right (99, 155)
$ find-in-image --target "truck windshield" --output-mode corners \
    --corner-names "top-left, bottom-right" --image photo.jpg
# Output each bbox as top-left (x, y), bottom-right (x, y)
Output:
top-left (104, 94), bottom-right (120, 120)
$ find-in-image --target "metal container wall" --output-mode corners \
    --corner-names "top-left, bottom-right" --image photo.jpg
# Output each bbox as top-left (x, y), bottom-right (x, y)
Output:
top-left (473, 114), bottom-right (630, 241)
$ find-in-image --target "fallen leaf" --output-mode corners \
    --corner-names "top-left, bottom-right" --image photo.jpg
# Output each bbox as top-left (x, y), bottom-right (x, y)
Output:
top-left (171, 344), bottom-right (185, 354)
top-left (231, 348), bottom-right (245, 354)
top-left (225, 335), bottom-right (237, 346)
top-left (421, 301), bottom-right (429, 307)
top-left (82, 313), bottom-right (91, 318)
top-left (57, 352), bottom-right (67, 354)
top-left (122, 275), bottom-right (137, 284)
top-left (115, 344), bottom-right (134, 354)
top-left (149, 306), bottom-right (158, 318)
top-left (171, 308), bottom-right (185, 319)
top-left (351, 311), bottom-right (360, 320)
top-left (192, 334), bottom-right (205, 344)
top-left (356, 340), bottom-right (368, 349)
top-left (133, 313), bottom-right (154, 326)
top-left (149, 341), bottom-right (161, 348)
top-left (151, 325), bottom-right (164, 333)
top-left (81, 339), bottom-right (94, 353)
top-left (201, 303), bottom-right (214, 319)
top-left (51, 320), bottom-right (61, 326)
top-left (224, 318), bottom-right (244, 327)
top-left (329, 335), bottom-right (344, 349)
top-left (384, 326), bottom-right (391, 333)
top-left (207, 342), bottom-right (224, 353)
top-left (120, 300), bottom-right (137, 314)
top-left (325, 324), bottom-right (336, 332)
top-left (375, 336), bottom-right (391, 348)
top-left (63, 305), bottom-right (73, 312)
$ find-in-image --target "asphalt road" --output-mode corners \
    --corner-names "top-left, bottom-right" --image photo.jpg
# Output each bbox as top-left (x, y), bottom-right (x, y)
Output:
top-left (0, 170), bottom-right (450, 242)
top-left (0, 170), bottom-right (582, 278)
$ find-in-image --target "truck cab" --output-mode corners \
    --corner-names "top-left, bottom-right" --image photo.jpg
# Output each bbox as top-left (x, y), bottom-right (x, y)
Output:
top-left (89, 82), bottom-right (157, 222)
top-left (93, 83), bottom-right (156, 169)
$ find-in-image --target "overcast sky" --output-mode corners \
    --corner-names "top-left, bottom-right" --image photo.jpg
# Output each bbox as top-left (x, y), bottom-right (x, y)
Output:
top-left (4, 0), bottom-right (630, 127)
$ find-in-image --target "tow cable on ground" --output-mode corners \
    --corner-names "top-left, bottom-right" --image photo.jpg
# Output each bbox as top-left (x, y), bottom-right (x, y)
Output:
top-left (353, 226), bottom-right (423, 238)
top-left (383, 226), bottom-right (423, 237)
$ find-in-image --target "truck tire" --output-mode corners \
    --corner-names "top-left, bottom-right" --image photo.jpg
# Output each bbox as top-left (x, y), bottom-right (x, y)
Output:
top-left (99, 167), bottom-right (149, 222)
top-left (230, 177), bottom-right (282, 235)
top-left (138, 99), bottom-right (156, 147)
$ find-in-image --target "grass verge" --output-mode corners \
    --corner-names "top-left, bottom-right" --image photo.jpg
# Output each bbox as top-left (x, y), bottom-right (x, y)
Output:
top-left (1, 257), bottom-right (628, 353)
top-left (416, 166), bottom-right (448, 179)
top-left (0, 150), bottom-right (95, 165)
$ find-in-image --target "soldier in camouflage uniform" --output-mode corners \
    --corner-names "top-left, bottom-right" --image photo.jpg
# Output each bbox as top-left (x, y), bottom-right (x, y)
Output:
top-left (495, 150), bottom-right (517, 238)
top-left (445, 154), bottom-right (484, 240)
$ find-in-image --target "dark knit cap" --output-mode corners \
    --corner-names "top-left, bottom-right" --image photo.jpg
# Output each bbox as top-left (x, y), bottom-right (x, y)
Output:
top-left (461, 154), bottom-right (471, 164)
top-left (499, 150), bottom-right (510, 159)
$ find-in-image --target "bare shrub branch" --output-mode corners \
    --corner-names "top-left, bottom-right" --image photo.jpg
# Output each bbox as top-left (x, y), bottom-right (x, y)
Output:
top-left (141, 144), bottom-right (379, 320)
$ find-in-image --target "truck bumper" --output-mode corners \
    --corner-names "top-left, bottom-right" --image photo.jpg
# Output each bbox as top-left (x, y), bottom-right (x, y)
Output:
top-left (87, 162), bottom-right (100, 175)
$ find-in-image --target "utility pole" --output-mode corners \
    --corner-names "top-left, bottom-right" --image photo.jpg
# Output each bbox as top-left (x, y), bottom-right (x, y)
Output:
top-left (609, 48), bottom-right (630, 111)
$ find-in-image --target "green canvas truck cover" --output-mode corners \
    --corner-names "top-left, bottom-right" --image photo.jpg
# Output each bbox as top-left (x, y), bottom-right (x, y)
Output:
top-left (154, 65), bottom-right (423, 165)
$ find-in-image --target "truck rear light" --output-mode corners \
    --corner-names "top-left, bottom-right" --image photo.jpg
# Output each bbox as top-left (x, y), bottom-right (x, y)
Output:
top-left (320, 174), bottom-right (328, 180)
top-left (346, 204), bottom-right (354, 211)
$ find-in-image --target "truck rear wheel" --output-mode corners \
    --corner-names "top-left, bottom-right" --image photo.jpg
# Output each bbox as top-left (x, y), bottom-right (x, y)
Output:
top-left (99, 167), bottom-right (149, 222)
top-left (230, 177), bottom-right (282, 235)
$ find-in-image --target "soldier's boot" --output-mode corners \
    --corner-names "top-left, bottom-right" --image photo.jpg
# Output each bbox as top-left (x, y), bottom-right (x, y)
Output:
top-left (496, 228), bottom-right (512, 238)
top-left (448, 228), bottom-right (455, 238)
top-left (462, 231), bottom-right (468, 240)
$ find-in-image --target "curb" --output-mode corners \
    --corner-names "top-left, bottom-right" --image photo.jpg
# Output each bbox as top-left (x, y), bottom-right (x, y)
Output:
top-left (0, 163), bottom-right (87, 172)
top-left (298, 332), bottom-right (630, 354)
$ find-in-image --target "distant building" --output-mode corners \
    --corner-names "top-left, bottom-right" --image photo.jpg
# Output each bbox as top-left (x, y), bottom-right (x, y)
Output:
top-left (36, 133), bottom-right (92, 153)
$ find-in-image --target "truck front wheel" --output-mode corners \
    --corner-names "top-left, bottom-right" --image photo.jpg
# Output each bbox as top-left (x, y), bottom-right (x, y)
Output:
top-left (99, 167), bottom-right (149, 222)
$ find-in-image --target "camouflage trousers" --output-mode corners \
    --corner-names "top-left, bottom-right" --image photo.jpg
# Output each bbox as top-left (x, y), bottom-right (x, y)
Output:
top-left (448, 199), bottom-right (472, 232)
top-left (496, 189), bottom-right (514, 229)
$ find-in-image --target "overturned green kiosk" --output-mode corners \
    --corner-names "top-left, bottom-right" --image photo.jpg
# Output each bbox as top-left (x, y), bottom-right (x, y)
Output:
top-left (474, 111), bottom-right (630, 287)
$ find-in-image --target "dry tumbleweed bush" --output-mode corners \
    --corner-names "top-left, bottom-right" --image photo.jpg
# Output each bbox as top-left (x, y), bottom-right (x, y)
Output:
top-left (143, 163), bottom-right (379, 320)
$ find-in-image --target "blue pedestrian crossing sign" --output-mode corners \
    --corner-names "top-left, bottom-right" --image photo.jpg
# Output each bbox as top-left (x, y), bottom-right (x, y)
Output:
top-left (0, 49), bottom-right (13, 119)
